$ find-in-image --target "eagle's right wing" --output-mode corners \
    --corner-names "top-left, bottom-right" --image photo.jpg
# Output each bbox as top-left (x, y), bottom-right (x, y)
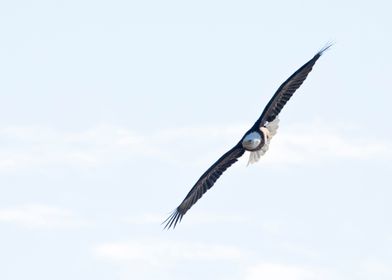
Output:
top-left (253, 44), bottom-right (331, 128)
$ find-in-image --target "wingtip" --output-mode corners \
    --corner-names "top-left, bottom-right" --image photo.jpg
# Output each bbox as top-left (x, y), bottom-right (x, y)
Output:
top-left (162, 209), bottom-right (183, 230)
top-left (318, 42), bottom-right (334, 55)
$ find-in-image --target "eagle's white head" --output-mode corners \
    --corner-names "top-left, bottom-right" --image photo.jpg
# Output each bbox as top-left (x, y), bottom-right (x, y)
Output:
top-left (242, 131), bottom-right (263, 151)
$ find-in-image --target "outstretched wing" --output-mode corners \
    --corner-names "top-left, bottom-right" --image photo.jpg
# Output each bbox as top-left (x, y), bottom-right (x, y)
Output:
top-left (254, 44), bottom-right (331, 128)
top-left (163, 143), bottom-right (245, 229)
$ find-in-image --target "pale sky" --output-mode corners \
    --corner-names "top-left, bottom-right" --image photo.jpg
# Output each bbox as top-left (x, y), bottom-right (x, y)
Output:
top-left (1, 0), bottom-right (392, 279)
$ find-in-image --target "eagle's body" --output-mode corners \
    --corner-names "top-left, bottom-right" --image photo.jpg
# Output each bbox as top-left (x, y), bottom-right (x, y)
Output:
top-left (164, 45), bottom-right (331, 229)
top-left (247, 117), bottom-right (280, 165)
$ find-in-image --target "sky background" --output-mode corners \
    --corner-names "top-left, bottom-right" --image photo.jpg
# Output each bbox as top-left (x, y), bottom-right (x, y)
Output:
top-left (1, 0), bottom-right (392, 279)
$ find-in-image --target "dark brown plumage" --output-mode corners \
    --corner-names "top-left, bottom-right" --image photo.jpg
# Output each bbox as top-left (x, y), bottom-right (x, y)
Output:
top-left (253, 44), bottom-right (331, 128)
top-left (163, 145), bottom-right (245, 229)
top-left (163, 44), bottom-right (331, 229)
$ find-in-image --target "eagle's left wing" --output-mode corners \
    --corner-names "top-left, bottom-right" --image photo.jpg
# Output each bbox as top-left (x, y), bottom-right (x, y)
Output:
top-left (163, 143), bottom-right (245, 229)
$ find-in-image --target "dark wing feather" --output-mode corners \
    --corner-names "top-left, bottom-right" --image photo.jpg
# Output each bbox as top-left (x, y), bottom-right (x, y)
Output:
top-left (163, 143), bottom-right (245, 229)
top-left (254, 44), bottom-right (331, 128)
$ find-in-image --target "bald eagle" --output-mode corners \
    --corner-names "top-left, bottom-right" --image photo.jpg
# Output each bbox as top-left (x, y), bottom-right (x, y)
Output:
top-left (164, 45), bottom-right (331, 229)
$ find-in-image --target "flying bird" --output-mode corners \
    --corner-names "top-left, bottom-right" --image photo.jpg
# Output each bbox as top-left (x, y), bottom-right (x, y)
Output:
top-left (164, 45), bottom-right (331, 229)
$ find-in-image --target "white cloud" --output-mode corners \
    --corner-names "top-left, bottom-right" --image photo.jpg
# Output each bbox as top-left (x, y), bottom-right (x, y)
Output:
top-left (0, 120), bottom-right (390, 170)
top-left (360, 259), bottom-right (392, 279)
top-left (246, 262), bottom-right (341, 280)
top-left (260, 220), bottom-right (285, 235)
top-left (278, 242), bottom-right (320, 258)
top-left (157, 119), bottom-right (392, 166)
top-left (256, 119), bottom-right (392, 165)
top-left (94, 239), bottom-right (244, 267)
top-left (94, 240), bottom-right (342, 280)
top-left (122, 213), bottom-right (165, 225)
top-left (0, 125), bottom-right (145, 169)
top-left (0, 204), bottom-right (89, 229)
top-left (94, 238), bottom-right (246, 280)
